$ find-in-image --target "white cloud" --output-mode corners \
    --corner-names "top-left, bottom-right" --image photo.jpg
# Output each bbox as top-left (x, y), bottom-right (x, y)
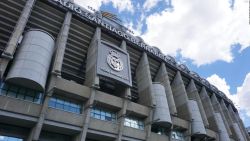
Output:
top-left (207, 73), bottom-right (250, 125)
top-left (234, 73), bottom-right (250, 117)
top-left (102, 0), bottom-right (134, 13)
top-left (124, 22), bottom-right (142, 36)
top-left (207, 74), bottom-right (231, 97)
top-left (143, 0), bottom-right (173, 11)
top-left (74, 0), bottom-right (103, 10)
top-left (143, 0), bottom-right (161, 11)
top-left (142, 0), bottom-right (250, 66)
top-left (74, 0), bottom-right (134, 13)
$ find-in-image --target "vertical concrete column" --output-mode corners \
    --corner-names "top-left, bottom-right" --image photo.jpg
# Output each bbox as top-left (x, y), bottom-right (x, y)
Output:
top-left (52, 11), bottom-right (72, 76)
top-left (27, 76), bottom-right (57, 141)
top-left (84, 27), bottom-right (101, 87)
top-left (76, 27), bottom-right (101, 141)
top-left (199, 87), bottom-right (218, 131)
top-left (116, 88), bottom-right (130, 141)
top-left (154, 62), bottom-right (177, 115)
top-left (28, 95), bottom-right (52, 141)
top-left (116, 40), bottom-right (130, 141)
top-left (171, 71), bottom-right (191, 120)
top-left (136, 52), bottom-right (153, 141)
top-left (136, 52), bottom-right (154, 106)
top-left (0, 0), bottom-right (36, 78)
top-left (220, 100), bottom-right (240, 140)
top-left (228, 105), bottom-right (247, 141)
top-left (210, 94), bottom-right (232, 137)
top-left (187, 99), bottom-right (206, 136)
top-left (235, 113), bottom-right (250, 140)
top-left (214, 113), bottom-right (230, 141)
top-left (152, 83), bottom-right (172, 128)
top-left (186, 79), bottom-right (209, 127)
top-left (171, 71), bottom-right (192, 141)
top-left (78, 88), bottom-right (96, 141)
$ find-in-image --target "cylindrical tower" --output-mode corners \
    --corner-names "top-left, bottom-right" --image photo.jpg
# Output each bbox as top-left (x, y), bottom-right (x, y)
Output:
top-left (152, 82), bottom-right (172, 128)
top-left (6, 29), bottom-right (55, 91)
top-left (188, 99), bottom-right (206, 137)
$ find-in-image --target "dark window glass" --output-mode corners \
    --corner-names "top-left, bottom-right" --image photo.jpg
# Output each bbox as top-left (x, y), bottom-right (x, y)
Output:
top-left (171, 130), bottom-right (184, 140)
top-left (91, 107), bottom-right (116, 122)
top-left (0, 83), bottom-right (43, 103)
top-left (48, 96), bottom-right (81, 114)
top-left (124, 117), bottom-right (144, 130)
top-left (151, 125), bottom-right (167, 135)
top-left (0, 135), bottom-right (23, 141)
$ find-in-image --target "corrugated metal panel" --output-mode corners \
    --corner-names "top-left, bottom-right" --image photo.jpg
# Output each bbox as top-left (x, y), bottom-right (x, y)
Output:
top-left (101, 32), bottom-right (121, 47)
top-left (0, 0), bottom-right (26, 54)
top-left (26, 0), bottom-right (65, 38)
top-left (127, 45), bottom-right (142, 102)
top-left (166, 65), bottom-right (176, 84)
top-left (182, 75), bottom-right (190, 87)
top-left (148, 56), bottom-right (161, 80)
top-left (61, 15), bottom-right (95, 84)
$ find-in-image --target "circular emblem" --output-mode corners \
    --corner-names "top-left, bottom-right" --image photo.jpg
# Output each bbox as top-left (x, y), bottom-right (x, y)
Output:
top-left (107, 50), bottom-right (124, 71)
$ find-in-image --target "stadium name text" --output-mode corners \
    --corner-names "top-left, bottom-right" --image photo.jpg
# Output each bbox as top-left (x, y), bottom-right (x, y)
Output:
top-left (51, 0), bottom-right (174, 64)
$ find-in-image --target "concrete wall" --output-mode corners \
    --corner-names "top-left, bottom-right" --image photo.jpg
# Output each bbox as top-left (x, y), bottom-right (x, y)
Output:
top-left (148, 132), bottom-right (169, 141)
top-left (123, 126), bottom-right (146, 140)
top-left (171, 71), bottom-right (191, 121)
top-left (214, 112), bottom-right (230, 141)
top-left (88, 118), bottom-right (118, 134)
top-left (54, 77), bottom-right (90, 99)
top-left (46, 108), bottom-right (83, 126)
top-left (188, 100), bottom-right (206, 136)
top-left (154, 63), bottom-right (177, 115)
top-left (6, 29), bottom-right (55, 91)
top-left (0, 95), bottom-right (41, 117)
top-left (127, 102), bottom-right (149, 117)
top-left (136, 53), bottom-right (154, 106)
top-left (186, 79), bottom-right (209, 127)
top-left (199, 87), bottom-right (218, 131)
top-left (152, 83), bottom-right (172, 128)
top-left (95, 91), bottom-right (123, 108)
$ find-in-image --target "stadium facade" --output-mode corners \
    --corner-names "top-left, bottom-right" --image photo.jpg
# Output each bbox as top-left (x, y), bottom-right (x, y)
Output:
top-left (0, 0), bottom-right (249, 141)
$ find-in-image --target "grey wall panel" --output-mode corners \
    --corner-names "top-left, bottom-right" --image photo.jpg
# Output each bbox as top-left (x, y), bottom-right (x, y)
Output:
top-left (211, 94), bottom-right (232, 136)
top-left (188, 100), bottom-right (206, 136)
top-left (186, 79), bottom-right (209, 127)
top-left (84, 27), bottom-right (101, 86)
top-left (154, 63), bottom-right (177, 115)
top-left (199, 87), bottom-right (218, 131)
top-left (152, 83), bottom-right (172, 128)
top-left (6, 29), bottom-right (55, 91)
top-left (232, 123), bottom-right (245, 141)
top-left (171, 71), bottom-right (191, 120)
top-left (136, 52), bottom-right (154, 106)
top-left (214, 113), bottom-right (230, 141)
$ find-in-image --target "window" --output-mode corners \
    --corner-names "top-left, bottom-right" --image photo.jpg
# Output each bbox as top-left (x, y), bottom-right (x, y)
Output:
top-left (48, 96), bottom-right (81, 114)
top-left (91, 107), bottom-right (116, 122)
top-left (0, 83), bottom-right (43, 104)
top-left (124, 117), bottom-right (144, 130)
top-left (0, 135), bottom-right (23, 141)
top-left (171, 130), bottom-right (185, 140)
top-left (151, 125), bottom-right (167, 135)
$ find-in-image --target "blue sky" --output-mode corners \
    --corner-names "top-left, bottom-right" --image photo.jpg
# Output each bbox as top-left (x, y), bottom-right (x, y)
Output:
top-left (75, 0), bottom-right (250, 127)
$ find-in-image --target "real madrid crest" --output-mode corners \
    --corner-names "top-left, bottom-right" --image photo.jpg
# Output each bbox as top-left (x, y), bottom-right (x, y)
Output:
top-left (107, 50), bottom-right (124, 71)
